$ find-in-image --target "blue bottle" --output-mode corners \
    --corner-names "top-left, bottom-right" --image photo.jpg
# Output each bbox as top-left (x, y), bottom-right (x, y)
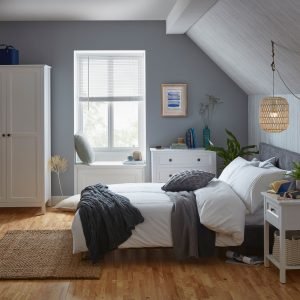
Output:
top-left (203, 126), bottom-right (211, 148)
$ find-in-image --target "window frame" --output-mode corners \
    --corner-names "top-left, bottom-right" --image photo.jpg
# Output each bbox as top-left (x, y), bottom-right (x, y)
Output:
top-left (74, 50), bottom-right (146, 160)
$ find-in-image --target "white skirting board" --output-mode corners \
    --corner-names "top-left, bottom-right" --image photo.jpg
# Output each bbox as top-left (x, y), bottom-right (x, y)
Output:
top-left (47, 196), bottom-right (71, 207)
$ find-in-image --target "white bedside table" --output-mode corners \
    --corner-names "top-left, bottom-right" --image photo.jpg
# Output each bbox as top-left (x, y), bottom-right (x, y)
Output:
top-left (262, 192), bottom-right (300, 283)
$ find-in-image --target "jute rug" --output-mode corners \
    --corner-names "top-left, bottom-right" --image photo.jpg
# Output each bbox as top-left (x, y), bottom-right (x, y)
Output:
top-left (0, 230), bottom-right (100, 280)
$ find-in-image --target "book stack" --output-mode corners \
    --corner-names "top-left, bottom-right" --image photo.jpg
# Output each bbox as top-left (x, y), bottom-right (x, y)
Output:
top-left (170, 143), bottom-right (187, 149)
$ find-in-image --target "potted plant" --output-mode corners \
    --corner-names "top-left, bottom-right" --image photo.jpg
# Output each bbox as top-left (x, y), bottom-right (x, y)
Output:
top-left (291, 162), bottom-right (300, 190)
top-left (207, 129), bottom-right (259, 168)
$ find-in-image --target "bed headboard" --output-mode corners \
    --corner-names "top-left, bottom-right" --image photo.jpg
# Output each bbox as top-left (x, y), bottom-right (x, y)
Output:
top-left (259, 143), bottom-right (300, 170)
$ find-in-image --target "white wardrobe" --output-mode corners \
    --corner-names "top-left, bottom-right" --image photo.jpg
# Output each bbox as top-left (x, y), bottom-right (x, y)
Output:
top-left (0, 65), bottom-right (51, 212)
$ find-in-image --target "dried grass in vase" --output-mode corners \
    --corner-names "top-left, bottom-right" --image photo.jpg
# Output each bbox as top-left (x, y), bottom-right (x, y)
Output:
top-left (49, 155), bottom-right (68, 196)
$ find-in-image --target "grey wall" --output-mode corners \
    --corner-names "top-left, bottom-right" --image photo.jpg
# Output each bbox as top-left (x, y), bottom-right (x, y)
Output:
top-left (0, 21), bottom-right (248, 195)
top-left (248, 94), bottom-right (300, 153)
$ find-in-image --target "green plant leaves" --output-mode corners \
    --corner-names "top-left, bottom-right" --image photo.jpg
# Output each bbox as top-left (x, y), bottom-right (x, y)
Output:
top-left (291, 162), bottom-right (300, 180)
top-left (207, 129), bottom-right (259, 168)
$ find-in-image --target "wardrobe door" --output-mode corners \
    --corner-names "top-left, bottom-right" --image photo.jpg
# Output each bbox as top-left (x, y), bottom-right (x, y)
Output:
top-left (6, 68), bottom-right (41, 204)
top-left (0, 71), bottom-right (6, 203)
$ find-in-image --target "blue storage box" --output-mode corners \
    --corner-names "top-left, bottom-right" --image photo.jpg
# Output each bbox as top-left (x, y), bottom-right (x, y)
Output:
top-left (0, 45), bottom-right (19, 65)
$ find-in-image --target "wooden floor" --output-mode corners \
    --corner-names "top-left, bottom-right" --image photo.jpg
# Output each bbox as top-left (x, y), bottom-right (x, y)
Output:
top-left (0, 208), bottom-right (300, 300)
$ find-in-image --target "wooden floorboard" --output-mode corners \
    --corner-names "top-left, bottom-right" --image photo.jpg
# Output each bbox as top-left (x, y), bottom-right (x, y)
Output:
top-left (0, 208), bottom-right (300, 300)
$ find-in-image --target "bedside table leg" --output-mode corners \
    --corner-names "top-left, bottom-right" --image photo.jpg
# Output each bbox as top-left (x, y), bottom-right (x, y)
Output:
top-left (280, 269), bottom-right (286, 284)
top-left (264, 221), bottom-right (270, 267)
top-left (279, 229), bottom-right (286, 283)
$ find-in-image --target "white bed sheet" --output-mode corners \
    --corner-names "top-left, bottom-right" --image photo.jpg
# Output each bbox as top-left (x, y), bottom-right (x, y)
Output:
top-left (72, 183), bottom-right (173, 253)
top-left (71, 182), bottom-right (263, 254)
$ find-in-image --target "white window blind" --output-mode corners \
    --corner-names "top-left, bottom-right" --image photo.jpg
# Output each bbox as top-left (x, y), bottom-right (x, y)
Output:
top-left (78, 52), bottom-right (145, 102)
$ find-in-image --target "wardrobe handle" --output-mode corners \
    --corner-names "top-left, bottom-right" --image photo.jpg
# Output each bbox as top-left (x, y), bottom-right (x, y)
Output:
top-left (169, 158), bottom-right (172, 162)
top-left (197, 158), bottom-right (201, 162)
top-left (7, 134), bottom-right (11, 137)
top-left (1, 134), bottom-right (5, 137)
top-left (169, 174), bottom-right (172, 177)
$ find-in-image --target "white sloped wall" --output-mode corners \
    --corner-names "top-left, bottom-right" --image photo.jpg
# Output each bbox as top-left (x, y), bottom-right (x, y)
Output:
top-left (186, 0), bottom-right (300, 95)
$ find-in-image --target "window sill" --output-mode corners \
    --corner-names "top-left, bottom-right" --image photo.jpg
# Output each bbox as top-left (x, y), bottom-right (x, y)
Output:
top-left (75, 161), bottom-right (146, 168)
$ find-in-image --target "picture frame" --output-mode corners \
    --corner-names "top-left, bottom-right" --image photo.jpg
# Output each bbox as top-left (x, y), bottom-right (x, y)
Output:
top-left (161, 83), bottom-right (187, 117)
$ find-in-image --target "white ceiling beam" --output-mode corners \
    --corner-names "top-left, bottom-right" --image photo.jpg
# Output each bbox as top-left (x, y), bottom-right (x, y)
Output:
top-left (166, 0), bottom-right (218, 34)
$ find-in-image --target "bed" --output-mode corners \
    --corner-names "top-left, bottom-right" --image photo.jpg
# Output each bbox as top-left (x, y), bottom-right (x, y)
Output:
top-left (71, 143), bottom-right (300, 256)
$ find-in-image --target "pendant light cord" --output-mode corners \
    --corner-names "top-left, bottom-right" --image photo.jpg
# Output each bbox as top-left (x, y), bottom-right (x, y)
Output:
top-left (271, 41), bottom-right (275, 97)
top-left (275, 68), bottom-right (300, 100)
top-left (272, 41), bottom-right (300, 100)
top-left (88, 56), bottom-right (90, 110)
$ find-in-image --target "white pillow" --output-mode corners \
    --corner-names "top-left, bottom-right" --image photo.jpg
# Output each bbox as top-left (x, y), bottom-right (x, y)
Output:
top-left (53, 195), bottom-right (80, 212)
top-left (225, 164), bottom-right (285, 213)
top-left (252, 157), bottom-right (277, 169)
top-left (218, 157), bottom-right (259, 182)
top-left (195, 179), bottom-right (246, 245)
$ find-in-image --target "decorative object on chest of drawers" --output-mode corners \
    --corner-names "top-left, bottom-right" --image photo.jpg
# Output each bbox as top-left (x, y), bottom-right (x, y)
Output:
top-left (150, 148), bottom-right (216, 183)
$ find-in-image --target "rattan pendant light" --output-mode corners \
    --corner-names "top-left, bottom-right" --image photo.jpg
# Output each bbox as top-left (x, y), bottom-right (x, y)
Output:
top-left (259, 41), bottom-right (289, 133)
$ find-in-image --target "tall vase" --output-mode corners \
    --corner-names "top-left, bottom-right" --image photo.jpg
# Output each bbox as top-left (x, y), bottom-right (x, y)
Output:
top-left (203, 126), bottom-right (211, 148)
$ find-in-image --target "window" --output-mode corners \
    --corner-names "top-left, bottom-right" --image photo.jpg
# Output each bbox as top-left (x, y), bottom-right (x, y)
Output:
top-left (74, 51), bottom-right (145, 160)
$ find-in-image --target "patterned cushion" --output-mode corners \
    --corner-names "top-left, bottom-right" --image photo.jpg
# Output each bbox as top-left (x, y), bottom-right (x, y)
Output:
top-left (161, 169), bottom-right (215, 192)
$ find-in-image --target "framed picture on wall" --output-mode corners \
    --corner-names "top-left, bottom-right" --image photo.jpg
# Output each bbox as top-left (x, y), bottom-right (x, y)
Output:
top-left (161, 83), bottom-right (187, 117)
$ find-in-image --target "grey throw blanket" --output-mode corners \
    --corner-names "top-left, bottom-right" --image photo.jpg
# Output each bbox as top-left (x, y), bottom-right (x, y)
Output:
top-left (77, 184), bottom-right (144, 262)
top-left (167, 191), bottom-right (215, 259)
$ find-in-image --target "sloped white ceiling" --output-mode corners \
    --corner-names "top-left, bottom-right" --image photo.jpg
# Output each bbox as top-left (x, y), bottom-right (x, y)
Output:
top-left (187, 0), bottom-right (300, 95)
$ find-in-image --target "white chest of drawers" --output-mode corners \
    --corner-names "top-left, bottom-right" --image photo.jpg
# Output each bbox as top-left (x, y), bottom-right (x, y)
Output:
top-left (150, 148), bottom-right (216, 183)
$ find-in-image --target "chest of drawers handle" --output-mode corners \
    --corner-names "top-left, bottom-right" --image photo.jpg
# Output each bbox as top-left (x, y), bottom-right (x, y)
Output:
top-left (169, 174), bottom-right (172, 177)
top-left (197, 158), bottom-right (201, 162)
top-left (169, 158), bottom-right (172, 162)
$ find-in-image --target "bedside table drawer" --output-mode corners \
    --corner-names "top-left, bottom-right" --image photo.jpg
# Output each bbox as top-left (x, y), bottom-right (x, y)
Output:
top-left (265, 200), bottom-right (281, 227)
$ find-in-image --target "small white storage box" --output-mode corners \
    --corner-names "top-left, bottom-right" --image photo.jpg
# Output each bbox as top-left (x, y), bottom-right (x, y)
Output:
top-left (273, 231), bottom-right (300, 265)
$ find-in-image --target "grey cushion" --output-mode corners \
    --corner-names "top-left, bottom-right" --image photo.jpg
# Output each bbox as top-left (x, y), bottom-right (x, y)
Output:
top-left (161, 169), bottom-right (215, 192)
top-left (74, 134), bottom-right (95, 164)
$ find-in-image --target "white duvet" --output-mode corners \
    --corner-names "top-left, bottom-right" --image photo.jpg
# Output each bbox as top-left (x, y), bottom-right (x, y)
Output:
top-left (72, 180), bottom-right (247, 254)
